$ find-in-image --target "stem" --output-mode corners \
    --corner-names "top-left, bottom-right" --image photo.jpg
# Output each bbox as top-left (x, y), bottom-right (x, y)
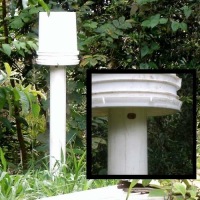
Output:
top-left (10, 79), bottom-right (28, 170)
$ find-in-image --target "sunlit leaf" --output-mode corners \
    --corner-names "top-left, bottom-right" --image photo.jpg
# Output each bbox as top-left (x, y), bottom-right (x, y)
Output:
top-left (149, 189), bottom-right (166, 197)
top-left (32, 103), bottom-right (40, 118)
top-left (173, 182), bottom-right (186, 198)
top-left (37, 0), bottom-right (50, 15)
top-left (142, 179), bottom-right (152, 186)
top-left (89, 58), bottom-right (98, 66)
top-left (13, 88), bottom-right (20, 101)
top-left (19, 91), bottom-right (29, 114)
top-left (84, 1), bottom-right (94, 6)
top-left (126, 180), bottom-right (139, 200)
top-left (4, 63), bottom-right (11, 77)
top-left (27, 41), bottom-right (38, 51)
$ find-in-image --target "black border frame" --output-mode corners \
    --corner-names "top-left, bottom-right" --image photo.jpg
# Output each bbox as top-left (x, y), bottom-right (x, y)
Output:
top-left (86, 69), bottom-right (197, 179)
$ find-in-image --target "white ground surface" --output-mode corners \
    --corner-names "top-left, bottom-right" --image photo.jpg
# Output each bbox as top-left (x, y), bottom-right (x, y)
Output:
top-left (39, 185), bottom-right (164, 200)
top-left (39, 176), bottom-right (200, 200)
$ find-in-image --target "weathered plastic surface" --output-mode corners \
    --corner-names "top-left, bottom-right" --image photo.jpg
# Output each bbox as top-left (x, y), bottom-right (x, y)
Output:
top-left (39, 185), bottom-right (165, 200)
top-left (49, 67), bottom-right (66, 173)
top-left (36, 12), bottom-right (79, 66)
top-left (108, 108), bottom-right (148, 175)
top-left (92, 74), bottom-right (182, 116)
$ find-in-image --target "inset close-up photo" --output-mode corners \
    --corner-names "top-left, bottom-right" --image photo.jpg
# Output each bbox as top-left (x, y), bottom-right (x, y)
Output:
top-left (87, 69), bottom-right (196, 179)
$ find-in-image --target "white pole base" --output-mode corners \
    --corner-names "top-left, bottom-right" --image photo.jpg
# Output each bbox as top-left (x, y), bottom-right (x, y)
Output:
top-left (50, 66), bottom-right (66, 173)
top-left (108, 108), bottom-right (148, 175)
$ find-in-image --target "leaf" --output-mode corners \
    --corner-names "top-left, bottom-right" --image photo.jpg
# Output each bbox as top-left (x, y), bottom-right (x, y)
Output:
top-left (89, 58), bottom-right (98, 66)
top-left (141, 19), bottom-right (151, 28)
top-left (148, 62), bottom-right (158, 68)
top-left (84, 1), bottom-right (94, 6)
top-left (32, 103), bottom-right (40, 118)
top-left (130, 3), bottom-right (139, 16)
top-left (13, 41), bottom-right (21, 51)
top-left (80, 59), bottom-right (89, 67)
top-left (142, 179), bottom-right (152, 186)
top-left (119, 16), bottom-right (125, 24)
top-left (150, 42), bottom-right (160, 50)
top-left (4, 63), bottom-right (11, 77)
top-left (19, 42), bottom-right (27, 50)
top-left (140, 63), bottom-right (149, 69)
top-left (149, 14), bottom-right (160, 28)
top-left (2, 44), bottom-right (11, 56)
top-left (171, 20), bottom-right (180, 32)
top-left (142, 14), bottom-right (161, 28)
top-left (149, 189), bottom-right (166, 197)
top-left (159, 18), bottom-right (168, 24)
top-left (0, 147), bottom-right (7, 171)
top-left (136, 0), bottom-right (158, 5)
top-left (181, 6), bottom-right (192, 19)
top-left (125, 21), bottom-right (132, 29)
top-left (173, 182), bottom-right (186, 198)
top-left (187, 186), bottom-right (197, 199)
top-left (0, 117), bottom-right (12, 130)
top-left (141, 45), bottom-right (150, 57)
top-left (90, 22), bottom-right (98, 29)
top-left (16, 116), bottom-right (29, 127)
top-left (19, 91), bottom-right (29, 114)
top-left (9, 18), bottom-right (24, 29)
top-left (27, 41), bottom-right (38, 51)
top-left (83, 21), bottom-right (98, 29)
top-left (126, 180), bottom-right (139, 200)
top-left (37, 0), bottom-right (50, 15)
top-left (180, 22), bottom-right (187, 31)
top-left (29, 7), bottom-right (40, 14)
top-left (12, 88), bottom-right (20, 101)
top-left (113, 19), bottom-right (120, 28)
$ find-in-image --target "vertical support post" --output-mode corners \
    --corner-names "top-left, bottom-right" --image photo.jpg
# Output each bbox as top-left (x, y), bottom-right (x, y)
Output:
top-left (108, 108), bottom-right (148, 175)
top-left (50, 66), bottom-right (66, 172)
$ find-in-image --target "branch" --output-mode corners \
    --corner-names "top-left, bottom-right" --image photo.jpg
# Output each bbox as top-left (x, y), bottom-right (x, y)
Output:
top-left (2, 0), bottom-right (9, 43)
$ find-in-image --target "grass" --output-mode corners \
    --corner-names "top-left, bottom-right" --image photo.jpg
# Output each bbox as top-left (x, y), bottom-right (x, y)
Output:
top-left (0, 146), bottom-right (118, 200)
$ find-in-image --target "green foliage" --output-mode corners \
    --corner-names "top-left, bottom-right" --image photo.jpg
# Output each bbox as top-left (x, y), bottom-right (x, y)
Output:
top-left (0, 63), bottom-right (45, 116)
top-left (0, 145), bottom-right (117, 199)
top-left (0, 63), bottom-right (46, 169)
top-left (91, 117), bottom-right (108, 175)
top-left (141, 14), bottom-right (167, 28)
top-left (126, 180), bottom-right (200, 199)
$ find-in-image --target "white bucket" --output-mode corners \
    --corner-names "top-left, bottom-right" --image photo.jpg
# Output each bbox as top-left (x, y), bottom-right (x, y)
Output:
top-left (36, 12), bottom-right (79, 66)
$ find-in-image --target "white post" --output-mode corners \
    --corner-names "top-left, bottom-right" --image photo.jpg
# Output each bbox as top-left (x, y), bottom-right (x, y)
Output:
top-left (36, 12), bottom-right (79, 173)
top-left (50, 66), bottom-right (66, 172)
top-left (108, 108), bottom-right (148, 175)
